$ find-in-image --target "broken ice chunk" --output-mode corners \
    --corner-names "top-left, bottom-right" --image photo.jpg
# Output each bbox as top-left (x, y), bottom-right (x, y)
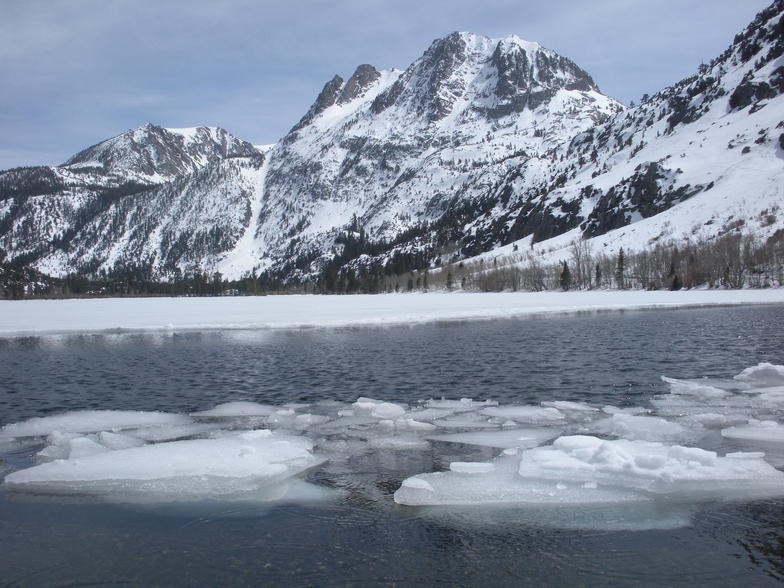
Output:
top-left (592, 413), bottom-right (691, 443)
top-left (126, 423), bottom-right (220, 442)
top-left (424, 398), bottom-right (498, 411)
top-left (96, 431), bottom-right (146, 450)
top-left (66, 437), bottom-right (110, 459)
top-left (352, 398), bottom-right (407, 419)
top-left (734, 363), bottom-right (784, 388)
top-left (481, 406), bottom-right (565, 424)
top-left (542, 401), bottom-right (598, 412)
top-left (449, 462), bottom-right (495, 474)
top-left (394, 435), bottom-right (784, 507)
top-left (722, 420), bottom-right (784, 443)
top-left (427, 427), bottom-right (561, 450)
top-left (661, 376), bottom-right (729, 399)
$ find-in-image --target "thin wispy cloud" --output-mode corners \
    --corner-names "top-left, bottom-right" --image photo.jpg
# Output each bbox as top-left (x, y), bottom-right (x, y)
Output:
top-left (0, 0), bottom-right (771, 169)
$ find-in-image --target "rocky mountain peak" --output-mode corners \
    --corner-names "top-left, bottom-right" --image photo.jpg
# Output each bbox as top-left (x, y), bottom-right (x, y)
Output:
top-left (291, 75), bottom-right (345, 132)
top-left (61, 124), bottom-right (259, 182)
top-left (337, 64), bottom-right (381, 105)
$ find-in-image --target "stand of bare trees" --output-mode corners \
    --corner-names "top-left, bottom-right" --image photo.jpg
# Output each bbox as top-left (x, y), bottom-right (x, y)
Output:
top-left (430, 230), bottom-right (784, 292)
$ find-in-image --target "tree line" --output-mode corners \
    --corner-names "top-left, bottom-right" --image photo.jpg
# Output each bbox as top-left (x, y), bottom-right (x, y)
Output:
top-left (455, 230), bottom-right (784, 292)
top-left (2, 229), bottom-right (782, 299)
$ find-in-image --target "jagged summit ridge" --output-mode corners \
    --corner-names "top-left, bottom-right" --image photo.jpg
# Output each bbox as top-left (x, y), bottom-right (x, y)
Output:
top-left (368, 30), bottom-right (601, 120)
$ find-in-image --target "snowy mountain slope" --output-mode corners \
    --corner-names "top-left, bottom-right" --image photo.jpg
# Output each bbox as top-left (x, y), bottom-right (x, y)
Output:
top-left (463, 0), bottom-right (784, 255)
top-left (247, 32), bottom-right (622, 278)
top-left (0, 2), bottom-right (782, 286)
top-left (35, 155), bottom-right (264, 277)
top-left (0, 125), bottom-right (262, 275)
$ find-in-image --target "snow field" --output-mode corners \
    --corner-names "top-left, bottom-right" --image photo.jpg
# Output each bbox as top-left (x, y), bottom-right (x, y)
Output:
top-left (1, 289), bottom-right (783, 337)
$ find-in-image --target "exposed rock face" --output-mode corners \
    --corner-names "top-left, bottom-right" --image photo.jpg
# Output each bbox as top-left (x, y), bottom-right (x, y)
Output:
top-left (290, 76), bottom-right (345, 132)
top-left (337, 65), bottom-right (381, 105)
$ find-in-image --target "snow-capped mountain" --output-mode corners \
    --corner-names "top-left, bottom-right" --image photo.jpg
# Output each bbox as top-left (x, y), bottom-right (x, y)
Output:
top-left (0, 124), bottom-right (262, 272)
top-left (252, 32), bottom-right (621, 278)
top-left (472, 0), bottom-right (784, 258)
top-left (62, 123), bottom-right (260, 183)
top-left (1, 1), bottom-right (782, 285)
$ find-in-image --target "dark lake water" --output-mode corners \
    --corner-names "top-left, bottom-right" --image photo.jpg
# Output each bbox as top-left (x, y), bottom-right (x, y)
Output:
top-left (2, 304), bottom-right (784, 586)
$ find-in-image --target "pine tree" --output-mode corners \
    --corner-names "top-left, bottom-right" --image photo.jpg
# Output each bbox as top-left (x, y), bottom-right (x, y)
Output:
top-left (615, 248), bottom-right (626, 289)
top-left (559, 261), bottom-right (572, 291)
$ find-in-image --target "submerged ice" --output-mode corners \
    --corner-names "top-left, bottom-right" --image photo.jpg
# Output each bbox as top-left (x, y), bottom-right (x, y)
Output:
top-left (2, 362), bottom-right (784, 523)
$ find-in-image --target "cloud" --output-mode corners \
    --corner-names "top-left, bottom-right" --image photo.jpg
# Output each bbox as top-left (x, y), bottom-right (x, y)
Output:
top-left (0, 0), bottom-right (773, 169)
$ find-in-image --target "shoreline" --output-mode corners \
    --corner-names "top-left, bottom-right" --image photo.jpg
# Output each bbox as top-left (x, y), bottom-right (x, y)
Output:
top-left (1, 289), bottom-right (783, 337)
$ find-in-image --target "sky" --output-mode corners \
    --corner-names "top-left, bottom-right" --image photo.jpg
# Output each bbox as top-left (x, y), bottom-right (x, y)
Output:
top-left (0, 0), bottom-right (773, 170)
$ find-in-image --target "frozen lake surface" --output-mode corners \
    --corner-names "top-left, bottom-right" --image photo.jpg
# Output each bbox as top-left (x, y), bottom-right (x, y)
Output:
top-left (2, 289), bottom-right (784, 336)
top-left (2, 302), bottom-right (784, 586)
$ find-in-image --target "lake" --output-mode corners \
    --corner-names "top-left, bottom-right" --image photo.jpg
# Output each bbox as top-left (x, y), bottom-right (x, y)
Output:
top-left (1, 304), bottom-right (784, 586)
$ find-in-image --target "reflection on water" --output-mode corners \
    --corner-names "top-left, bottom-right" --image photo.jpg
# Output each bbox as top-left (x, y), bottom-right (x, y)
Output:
top-left (1, 305), bottom-right (784, 585)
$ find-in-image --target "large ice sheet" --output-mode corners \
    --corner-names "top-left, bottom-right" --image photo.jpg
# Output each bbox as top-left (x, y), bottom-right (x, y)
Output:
top-left (394, 435), bottom-right (784, 506)
top-left (0, 410), bottom-right (193, 439)
top-left (4, 430), bottom-right (322, 498)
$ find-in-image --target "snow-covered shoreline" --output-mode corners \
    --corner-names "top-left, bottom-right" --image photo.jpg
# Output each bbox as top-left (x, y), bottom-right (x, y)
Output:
top-left (1, 290), bottom-right (783, 337)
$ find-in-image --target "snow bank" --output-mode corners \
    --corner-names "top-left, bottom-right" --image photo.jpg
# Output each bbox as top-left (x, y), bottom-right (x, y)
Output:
top-left (1, 290), bottom-right (783, 336)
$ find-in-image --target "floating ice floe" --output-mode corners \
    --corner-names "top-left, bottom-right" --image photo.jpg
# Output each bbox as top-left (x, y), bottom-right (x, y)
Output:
top-left (129, 423), bottom-right (222, 442)
top-left (352, 398), bottom-right (407, 419)
top-left (4, 362), bottom-right (784, 514)
top-left (660, 376), bottom-right (729, 399)
top-left (5, 430), bottom-right (322, 499)
top-left (541, 400), bottom-right (598, 412)
top-left (722, 420), bottom-right (784, 443)
top-left (591, 413), bottom-right (692, 443)
top-left (481, 406), bottom-right (566, 424)
top-left (427, 427), bottom-right (562, 450)
top-left (0, 410), bottom-right (193, 439)
top-left (191, 401), bottom-right (278, 417)
top-left (734, 363), bottom-right (784, 388)
top-left (394, 435), bottom-right (784, 506)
